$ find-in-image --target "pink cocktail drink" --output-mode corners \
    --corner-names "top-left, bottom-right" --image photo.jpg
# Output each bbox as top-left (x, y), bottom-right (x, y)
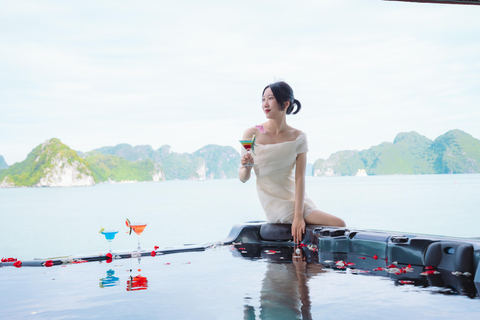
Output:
top-left (127, 222), bottom-right (147, 251)
top-left (131, 224), bottom-right (147, 236)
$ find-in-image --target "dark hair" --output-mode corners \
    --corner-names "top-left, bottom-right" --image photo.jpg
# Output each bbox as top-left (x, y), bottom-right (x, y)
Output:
top-left (262, 81), bottom-right (301, 115)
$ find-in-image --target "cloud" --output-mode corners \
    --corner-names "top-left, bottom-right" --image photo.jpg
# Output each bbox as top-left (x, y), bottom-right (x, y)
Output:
top-left (1, 0), bottom-right (480, 164)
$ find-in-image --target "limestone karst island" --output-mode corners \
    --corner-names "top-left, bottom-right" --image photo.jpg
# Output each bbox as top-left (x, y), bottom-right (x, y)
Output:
top-left (1, 129), bottom-right (479, 188)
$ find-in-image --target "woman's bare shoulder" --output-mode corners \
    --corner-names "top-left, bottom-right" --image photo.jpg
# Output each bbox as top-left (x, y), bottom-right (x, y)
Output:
top-left (288, 127), bottom-right (303, 139)
top-left (242, 127), bottom-right (258, 139)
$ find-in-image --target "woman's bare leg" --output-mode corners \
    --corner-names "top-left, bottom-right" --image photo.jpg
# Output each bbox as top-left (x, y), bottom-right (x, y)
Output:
top-left (305, 209), bottom-right (346, 227)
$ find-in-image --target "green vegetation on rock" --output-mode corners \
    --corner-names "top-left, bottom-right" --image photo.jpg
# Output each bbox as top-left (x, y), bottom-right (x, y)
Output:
top-left (1, 138), bottom-right (241, 187)
top-left (85, 153), bottom-right (162, 182)
top-left (432, 130), bottom-right (480, 174)
top-left (0, 138), bottom-right (93, 187)
top-left (92, 143), bottom-right (240, 180)
top-left (314, 130), bottom-right (480, 176)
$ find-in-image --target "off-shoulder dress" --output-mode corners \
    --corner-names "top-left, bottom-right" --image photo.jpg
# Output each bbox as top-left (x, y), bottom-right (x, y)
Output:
top-left (246, 131), bottom-right (317, 223)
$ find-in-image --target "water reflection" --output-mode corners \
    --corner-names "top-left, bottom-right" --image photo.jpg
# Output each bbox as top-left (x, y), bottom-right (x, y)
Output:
top-left (319, 251), bottom-right (479, 299)
top-left (99, 269), bottom-right (120, 288)
top-left (99, 267), bottom-right (148, 291)
top-left (127, 274), bottom-right (148, 291)
top-left (234, 241), bottom-right (479, 319)
top-left (235, 245), bottom-right (325, 320)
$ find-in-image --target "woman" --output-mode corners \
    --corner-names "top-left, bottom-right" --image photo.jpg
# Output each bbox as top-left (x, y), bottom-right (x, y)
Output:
top-left (239, 81), bottom-right (345, 243)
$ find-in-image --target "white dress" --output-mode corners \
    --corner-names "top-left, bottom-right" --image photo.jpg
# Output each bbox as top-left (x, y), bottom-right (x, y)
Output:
top-left (248, 132), bottom-right (317, 223)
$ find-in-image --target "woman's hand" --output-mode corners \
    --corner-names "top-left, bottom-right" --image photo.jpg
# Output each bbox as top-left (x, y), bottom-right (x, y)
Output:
top-left (239, 153), bottom-right (253, 183)
top-left (292, 217), bottom-right (306, 244)
top-left (240, 153), bottom-right (254, 167)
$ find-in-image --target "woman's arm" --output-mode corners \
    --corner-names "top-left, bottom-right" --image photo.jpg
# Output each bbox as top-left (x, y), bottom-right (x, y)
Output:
top-left (292, 152), bottom-right (307, 243)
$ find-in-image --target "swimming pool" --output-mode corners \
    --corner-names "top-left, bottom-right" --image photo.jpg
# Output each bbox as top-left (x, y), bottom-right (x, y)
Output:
top-left (2, 239), bottom-right (480, 319)
top-left (2, 175), bottom-right (480, 319)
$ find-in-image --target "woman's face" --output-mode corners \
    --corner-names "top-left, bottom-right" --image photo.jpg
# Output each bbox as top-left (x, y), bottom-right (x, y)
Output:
top-left (262, 87), bottom-right (284, 118)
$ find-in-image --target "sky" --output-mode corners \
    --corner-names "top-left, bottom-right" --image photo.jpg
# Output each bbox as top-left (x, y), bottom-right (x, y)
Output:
top-left (1, 0), bottom-right (480, 165)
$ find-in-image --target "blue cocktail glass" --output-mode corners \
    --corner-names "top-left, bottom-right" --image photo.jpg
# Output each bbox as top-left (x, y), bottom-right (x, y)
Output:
top-left (101, 230), bottom-right (119, 253)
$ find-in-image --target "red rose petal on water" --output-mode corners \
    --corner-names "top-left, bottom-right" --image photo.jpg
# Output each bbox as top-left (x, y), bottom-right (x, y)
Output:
top-left (13, 260), bottom-right (22, 268)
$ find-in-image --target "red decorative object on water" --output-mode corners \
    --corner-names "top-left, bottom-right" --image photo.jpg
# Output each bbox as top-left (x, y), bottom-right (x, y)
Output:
top-left (1, 257), bottom-right (17, 262)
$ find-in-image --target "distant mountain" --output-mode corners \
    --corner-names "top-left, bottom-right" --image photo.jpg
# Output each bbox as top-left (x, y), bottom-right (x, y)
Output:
top-left (0, 155), bottom-right (8, 170)
top-left (0, 138), bottom-right (95, 187)
top-left (94, 144), bottom-right (156, 162)
top-left (192, 145), bottom-right (239, 179)
top-left (432, 130), bottom-right (480, 174)
top-left (0, 138), bottom-right (242, 187)
top-left (91, 143), bottom-right (241, 180)
top-left (314, 130), bottom-right (480, 176)
top-left (84, 152), bottom-right (164, 183)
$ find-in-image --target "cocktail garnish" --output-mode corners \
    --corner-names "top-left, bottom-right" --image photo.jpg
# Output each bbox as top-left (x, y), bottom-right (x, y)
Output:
top-left (251, 135), bottom-right (256, 155)
top-left (99, 227), bottom-right (105, 234)
top-left (126, 218), bottom-right (132, 235)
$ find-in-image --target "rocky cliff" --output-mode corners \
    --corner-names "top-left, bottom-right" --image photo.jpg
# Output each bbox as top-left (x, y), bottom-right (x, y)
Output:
top-left (93, 143), bottom-right (239, 180)
top-left (0, 139), bottom-right (95, 187)
top-left (83, 152), bottom-right (165, 183)
top-left (313, 130), bottom-right (480, 176)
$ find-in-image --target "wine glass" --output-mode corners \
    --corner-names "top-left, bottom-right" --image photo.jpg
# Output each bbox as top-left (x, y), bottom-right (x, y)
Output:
top-left (239, 135), bottom-right (256, 167)
top-left (100, 229), bottom-right (119, 253)
top-left (130, 222), bottom-right (147, 251)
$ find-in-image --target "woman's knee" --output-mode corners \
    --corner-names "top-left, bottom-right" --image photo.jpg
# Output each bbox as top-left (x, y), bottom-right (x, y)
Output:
top-left (306, 210), bottom-right (346, 227)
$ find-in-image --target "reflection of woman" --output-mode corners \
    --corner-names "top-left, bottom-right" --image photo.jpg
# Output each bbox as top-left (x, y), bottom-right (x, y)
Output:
top-left (239, 81), bottom-right (345, 243)
top-left (248, 249), bottom-right (325, 320)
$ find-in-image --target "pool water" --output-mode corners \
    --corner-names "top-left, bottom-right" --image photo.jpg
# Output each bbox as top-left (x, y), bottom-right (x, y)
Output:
top-left (2, 243), bottom-right (480, 319)
top-left (1, 175), bottom-right (480, 318)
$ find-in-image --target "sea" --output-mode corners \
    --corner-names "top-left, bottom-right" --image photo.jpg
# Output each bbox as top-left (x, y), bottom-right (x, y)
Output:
top-left (1, 174), bottom-right (480, 319)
